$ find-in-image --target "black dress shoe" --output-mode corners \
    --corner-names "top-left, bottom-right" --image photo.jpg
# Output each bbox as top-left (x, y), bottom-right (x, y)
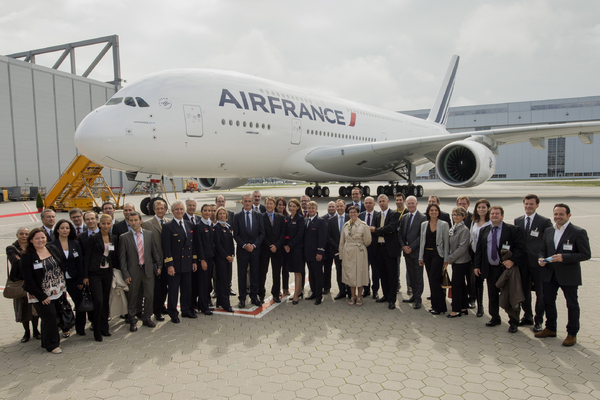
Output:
top-left (161, 307), bottom-right (169, 314)
top-left (182, 312), bottom-right (198, 319)
top-left (533, 323), bottom-right (543, 333)
top-left (94, 334), bottom-right (103, 342)
top-left (238, 300), bottom-right (245, 309)
top-left (305, 295), bottom-right (316, 300)
top-left (223, 306), bottom-right (234, 313)
top-left (33, 332), bottom-right (41, 340)
top-left (402, 297), bottom-right (415, 303)
top-left (462, 310), bottom-right (469, 315)
top-left (143, 320), bottom-right (156, 328)
top-left (447, 312), bottom-right (462, 318)
top-left (485, 319), bottom-right (501, 327)
top-left (388, 302), bottom-right (396, 310)
top-left (154, 314), bottom-right (165, 321)
top-left (519, 318), bottom-right (534, 326)
top-left (508, 323), bottom-right (518, 333)
top-left (274, 298), bottom-right (281, 303)
top-left (101, 331), bottom-right (111, 337)
top-left (467, 301), bottom-right (476, 309)
top-left (130, 323), bottom-right (138, 332)
top-left (413, 302), bottom-right (422, 310)
top-left (229, 290), bottom-right (236, 296)
top-left (20, 334), bottom-right (30, 343)
top-left (430, 310), bottom-right (444, 315)
top-left (376, 297), bottom-right (387, 303)
top-left (203, 310), bottom-right (213, 316)
top-left (334, 293), bottom-right (346, 300)
top-left (251, 298), bottom-right (262, 307)
top-left (171, 317), bottom-right (181, 323)
top-left (315, 299), bottom-right (322, 305)
top-left (372, 293), bottom-right (379, 300)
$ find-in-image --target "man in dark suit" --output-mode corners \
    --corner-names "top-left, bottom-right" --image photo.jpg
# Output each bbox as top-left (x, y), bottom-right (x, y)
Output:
top-left (194, 204), bottom-right (214, 316)
top-left (141, 199), bottom-right (170, 321)
top-left (474, 206), bottom-right (526, 333)
top-left (359, 197), bottom-right (379, 298)
top-left (400, 196), bottom-right (427, 309)
top-left (183, 199), bottom-right (199, 225)
top-left (161, 200), bottom-right (198, 323)
top-left (233, 194), bottom-right (265, 308)
top-left (118, 212), bottom-right (162, 331)
top-left (112, 203), bottom-right (136, 242)
top-left (514, 194), bottom-right (553, 332)
top-left (40, 209), bottom-right (56, 239)
top-left (536, 203), bottom-right (591, 347)
top-left (428, 195), bottom-right (451, 226)
top-left (69, 208), bottom-right (87, 235)
top-left (371, 194), bottom-right (400, 309)
top-left (252, 190), bottom-right (267, 213)
top-left (303, 201), bottom-right (327, 305)
top-left (328, 199), bottom-right (349, 300)
top-left (346, 187), bottom-right (366, 214)
top-left (321, 201), bottom-right (337, 295)
top-left (215, 194), bottom-right (235, 296)
top-left (183, 199), bottom-right (202, 310)
top-left (259, 197), bottom-right (285, 302)
top-left (395, 192), bottom-right (410, 295)
top-left (300, 195), bottom-right (310, 218)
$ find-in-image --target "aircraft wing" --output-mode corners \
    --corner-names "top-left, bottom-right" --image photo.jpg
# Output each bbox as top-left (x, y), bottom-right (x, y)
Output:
top-left (305, 121), bottom-right (600, 178)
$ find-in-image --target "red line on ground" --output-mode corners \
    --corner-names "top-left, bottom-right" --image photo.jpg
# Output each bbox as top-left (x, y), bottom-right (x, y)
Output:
top-left (0, 210), bottom-right (42, 219)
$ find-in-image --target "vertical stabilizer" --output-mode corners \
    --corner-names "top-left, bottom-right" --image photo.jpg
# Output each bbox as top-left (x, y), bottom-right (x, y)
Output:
top-left (427, 54), bottom-right (459, 126)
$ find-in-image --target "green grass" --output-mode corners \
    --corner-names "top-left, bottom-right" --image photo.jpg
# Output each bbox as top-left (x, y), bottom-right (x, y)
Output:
top-left (543, 181), bottom-right (600, 187)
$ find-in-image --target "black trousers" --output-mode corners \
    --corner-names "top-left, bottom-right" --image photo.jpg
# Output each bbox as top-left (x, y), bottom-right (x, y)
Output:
top-left (191, 269), bottom-right (200, 310)
top-left (376, 244), bottom-right (398, 303)
top-left (424, 249), bottom-right (447, 312)
top-left (153, 267), bottom-right (168, 315)
top-left (214, 258), bottom-right (231, 309)
top-left (198, 258), bottom-right (214, 313)
top-left (521, 264), bottom-right (545, 324)
top-left (365, 249), bottom-right (379, 295)
top-left (333, 256), bottom-right (347, 295)
top-left (66, 279), bottom-right (87, 335)
top-left (485, 265), bottom-right (519, 324)
top-left (89, 268), bottom-right (112, 335)
top-left (466, 261), bottom-right (476, 301)
top-left (237, 249), bottom-right (261, 301)
top-left (323, 258), bottom-right (333, 292)
top-left (259, 249), bottom-right (283, 299)
top-left (405, 255), bottom-right (424, 302)
top-left (33, 299), bottom-right (60, 352)
top-left (307, 260), bottom-right (324, 300)
top-left (167, 271), bottom-right (192, 318)
top-left (451, 262), bottom-right (470, 313)
top-left (543, 273), bottom-right (579, 336)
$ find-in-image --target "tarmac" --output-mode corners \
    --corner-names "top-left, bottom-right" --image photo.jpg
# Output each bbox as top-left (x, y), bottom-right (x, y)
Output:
top-left (1, 180), bottom-right (599, 400)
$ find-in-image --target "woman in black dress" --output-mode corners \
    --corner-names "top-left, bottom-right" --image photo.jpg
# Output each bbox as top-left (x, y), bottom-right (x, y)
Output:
top-left (283, 198), bottom-right (305, 304)
top-left (6, 227), bottom-right (40, 343)
top-left (275, 197), bottom-right (290, 295)
top-left (214, 207), bottom-right (234, 312)
top-left (83, 214), bottom-right (118, 342)
top-left (51, 219), bottom-right (86, 336)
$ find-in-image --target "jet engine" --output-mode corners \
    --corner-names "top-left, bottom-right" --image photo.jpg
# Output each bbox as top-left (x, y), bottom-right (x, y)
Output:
top-left (435, 140), bottom-right (496, 188)
top-left (199, 178), bottom-right (248, 191)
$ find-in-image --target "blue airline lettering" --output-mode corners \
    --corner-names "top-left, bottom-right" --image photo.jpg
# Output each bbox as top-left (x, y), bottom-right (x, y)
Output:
top-left (282, 99), bottom-right (298, 117)
top-left (249, 93), bottom-right (269, 113)
top-left (268, 96), bottom-right (282, 114)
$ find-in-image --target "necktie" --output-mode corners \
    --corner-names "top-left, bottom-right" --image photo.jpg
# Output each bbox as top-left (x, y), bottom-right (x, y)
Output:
top-left (405, 213), bottom-right (413, 238)
top-left (378, 211), bottom-right (385, 243)
top-left (76, 227), bottom-right (81, 234)
top-left (269, 213), bottom-right (273, 225)
top-left (366, 213), bottom-right (371, 226)
top-left (306, 218), bottom-right (311, 228)
top-left (491, 226), bottom-right (498, 261)
top-left (136, 232), bottom-right (145, 265)
top-left (304, 210), bottom-right (308, 218)
top-left (160, 219), bottom-right (164, 227)
top-left (339, 216), bottom-right (344, 233)
top-left (246, 211), bottom-right (251, 233)
top-left (179, 220), bottom-right (186, 237)
top-left (525, 216), bottom-right (531, 237)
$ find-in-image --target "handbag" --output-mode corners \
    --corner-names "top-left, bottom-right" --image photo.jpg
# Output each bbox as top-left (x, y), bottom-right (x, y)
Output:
top-left (4, 261), bottom-right (26, 299)
top-left (57, 294), bottom-right (76, 331)
top-left (77, 285), bottom-right (94, 312)
top-left (441, 268), bottom-right (452, 289)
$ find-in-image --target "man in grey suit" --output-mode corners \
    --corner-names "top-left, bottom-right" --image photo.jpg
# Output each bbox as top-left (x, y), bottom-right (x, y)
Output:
top-left (536, 203), bottom-right (591, 347)
top-left (141, 199), bottom-right (171, 321)
top-left (400, 196), bottom-right (427, 309)
top-left (514, 194), bottom-right (553, 332)
top-left (119, 212), bottom-right (162, 332)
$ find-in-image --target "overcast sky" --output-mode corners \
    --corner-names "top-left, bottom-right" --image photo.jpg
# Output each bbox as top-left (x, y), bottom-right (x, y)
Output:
top-left (2, 0), bottom-right (599, 111)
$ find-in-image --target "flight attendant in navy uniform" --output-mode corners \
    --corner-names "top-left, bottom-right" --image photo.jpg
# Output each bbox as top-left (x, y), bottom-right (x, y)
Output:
top-left (195, 204), bottom-right (215, 316)
top-left (161, 201), bottom-right (199, 323)
top-left (214, 207), bottom-right (234, 312)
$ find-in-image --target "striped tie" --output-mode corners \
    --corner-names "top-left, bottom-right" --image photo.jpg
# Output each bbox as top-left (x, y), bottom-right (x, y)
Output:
top-left (136, 231), bottom-right (145, 265)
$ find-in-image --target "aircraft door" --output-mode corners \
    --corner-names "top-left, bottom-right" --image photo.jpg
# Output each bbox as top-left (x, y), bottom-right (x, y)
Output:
top-left (291, 118), bottom-right (302, 145)
top-left (184, 105), bottom-right (204, 137)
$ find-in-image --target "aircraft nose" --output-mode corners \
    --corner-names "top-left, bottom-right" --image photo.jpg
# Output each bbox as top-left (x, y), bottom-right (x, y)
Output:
top-left (74, 109), bottom-right (108, 164)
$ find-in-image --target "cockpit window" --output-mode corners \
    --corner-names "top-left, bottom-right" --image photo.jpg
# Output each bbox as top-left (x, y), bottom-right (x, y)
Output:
top-left (124, 97), bottom-right (137, 107)
top-left (136, 97), bottom-right (150, 107)
top-left (106, 97), bottom-right (123, 105)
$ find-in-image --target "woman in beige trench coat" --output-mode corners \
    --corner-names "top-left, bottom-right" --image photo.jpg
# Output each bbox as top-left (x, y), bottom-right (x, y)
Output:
top-left (339, 206), bottom-right (372, 306)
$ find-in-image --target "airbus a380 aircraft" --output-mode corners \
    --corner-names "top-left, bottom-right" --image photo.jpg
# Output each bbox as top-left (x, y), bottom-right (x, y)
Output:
top-left (75, 55), bottom-right (600, 213)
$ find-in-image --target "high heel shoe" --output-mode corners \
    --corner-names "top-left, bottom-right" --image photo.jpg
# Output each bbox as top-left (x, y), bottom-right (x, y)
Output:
top-left (447, 312), bottom-right (462, 318)
top-left (356, 297), bottom-right (363, 306)
top-left (292, 299), bottom-right (299, 305)
top-left (348, 297), bottom-right (356, 306)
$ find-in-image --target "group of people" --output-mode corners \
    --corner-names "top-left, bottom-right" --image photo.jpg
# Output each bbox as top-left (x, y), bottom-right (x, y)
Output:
top-left (9, 189), bottom-right (590, 353)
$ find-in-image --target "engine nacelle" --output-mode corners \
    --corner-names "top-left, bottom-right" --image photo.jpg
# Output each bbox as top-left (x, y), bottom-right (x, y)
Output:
top-left (199, 178), bottom-right (248, 191)
top-left (435, 140), bottom-right (496, 188)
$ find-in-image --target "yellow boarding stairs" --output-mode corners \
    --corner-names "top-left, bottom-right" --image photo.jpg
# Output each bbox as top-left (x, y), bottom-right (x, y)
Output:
top-left (44, 155), bottom-right (123, 212)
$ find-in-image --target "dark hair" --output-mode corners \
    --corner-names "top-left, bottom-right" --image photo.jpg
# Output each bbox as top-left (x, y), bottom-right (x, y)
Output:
top-left (425, 204), bottom-right (441, 220)
top-left (68, 208), bottom-right (83, 217)
top-left (523, 194), bottom-right (540, 204)
top-left (472, 199), bottom-right (491, 222)
top-left (25, 228), bottom-right (47, 254)
top-left (275, 197), bottom-right (289, 216)
top-left (102, 201), bottom-right (115, 211)
top-left (490, 205), bottom-right (504, 216)
top-left (129, 211), bottom-right (142, 221)
top-left (347, 205), bottom-right (359, 214)
top-left (53, 219), bottom-right (76, 240)
top-left (351, 187), bottom-right (363, 195)
top-left (395, 192), bottom-right (406, 200)
top-left (553, 203), bottom-right (570, 215)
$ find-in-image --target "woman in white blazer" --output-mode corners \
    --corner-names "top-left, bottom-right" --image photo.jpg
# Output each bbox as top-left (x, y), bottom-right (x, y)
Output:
top-left (419, 204), bottom-right (449, 314)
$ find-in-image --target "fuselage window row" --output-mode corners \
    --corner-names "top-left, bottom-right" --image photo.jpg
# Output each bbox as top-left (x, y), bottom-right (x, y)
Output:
top-left (221, 119), bottom-right (271, 130)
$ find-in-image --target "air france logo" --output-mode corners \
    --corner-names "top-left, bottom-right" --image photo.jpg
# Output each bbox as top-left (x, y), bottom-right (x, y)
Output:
top-left (218, 89), bottom-right (356, 127)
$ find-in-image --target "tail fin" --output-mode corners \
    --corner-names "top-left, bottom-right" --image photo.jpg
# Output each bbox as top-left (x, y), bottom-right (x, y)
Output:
top-left (427, 54), bottom-right (460, 126)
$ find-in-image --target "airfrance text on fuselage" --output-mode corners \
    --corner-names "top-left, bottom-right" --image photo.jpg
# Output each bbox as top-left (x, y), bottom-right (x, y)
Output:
top-left (219, 89), bottom-right (356, 127)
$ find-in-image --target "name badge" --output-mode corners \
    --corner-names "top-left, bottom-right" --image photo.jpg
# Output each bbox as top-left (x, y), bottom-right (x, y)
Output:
top-left (73, 251), bottom-right (79, 258)
top-left (502, 244), bottom-right (511, 250)
top-left (563, 244), bottom-right (573, 251)
top-left (33, 262), bottom-right (43, 270)
top-left (530, 231), bottom-right (539, 237)
top-left (108, 244), bottom-right (115, 251)
top-left (205, 229), bottom-right (209, 233)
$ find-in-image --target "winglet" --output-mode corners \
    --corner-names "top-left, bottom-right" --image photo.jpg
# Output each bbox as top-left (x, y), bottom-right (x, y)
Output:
top-left (427, 54), bottom-right (460, 126)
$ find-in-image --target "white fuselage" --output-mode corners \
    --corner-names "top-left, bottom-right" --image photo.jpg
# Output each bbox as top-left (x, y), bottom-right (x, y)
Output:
top-left (74, 69), bottom-right (446, 182)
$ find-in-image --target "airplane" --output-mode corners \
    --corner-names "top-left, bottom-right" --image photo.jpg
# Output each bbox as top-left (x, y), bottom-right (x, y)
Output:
top-left (74, 55), bottom-right (600, 214)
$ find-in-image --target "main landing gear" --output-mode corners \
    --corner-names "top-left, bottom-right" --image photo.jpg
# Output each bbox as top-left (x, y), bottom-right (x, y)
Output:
top-left (305, 184), bottom-right (330, 198)
top-left (375, 183), bottom-right (424, 198)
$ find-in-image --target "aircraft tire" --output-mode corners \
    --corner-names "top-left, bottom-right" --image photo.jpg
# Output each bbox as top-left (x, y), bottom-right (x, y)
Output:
top-left (377, 186), bottom-right (384, 195)
top-left (416, 185), bottom-right (424, 198)
top-left (140, 197), bottom-right (152, 215)
top-left (338, 186), bottom-right (346, 197)
top-left (322, 187), bottom-right (330, 197)
top-left (306, 187), bottom-right (314, 197)
top-left (364, 186), bottom-right (370, 196)
top-left (314, 187), bottom-right (322, 197)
